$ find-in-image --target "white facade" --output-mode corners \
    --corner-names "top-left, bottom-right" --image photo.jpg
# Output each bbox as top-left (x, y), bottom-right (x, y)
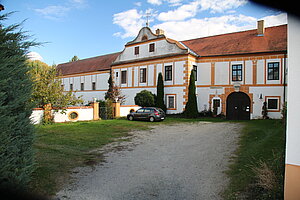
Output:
top-left (59, 25), bottom-right (287, 119)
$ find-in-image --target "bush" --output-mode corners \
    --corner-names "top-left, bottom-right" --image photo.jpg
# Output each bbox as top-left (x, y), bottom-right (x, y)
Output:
top-left (134, 90), bottom-right (155, 107)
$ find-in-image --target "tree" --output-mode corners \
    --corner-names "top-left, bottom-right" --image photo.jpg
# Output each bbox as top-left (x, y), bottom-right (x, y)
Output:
top-left (105, 74), bottom-right (125, 104)
top-left (0, 13), bottom-right (36, 190)
top-left (134, 90), bottom-right (155, 107)
top-left (70, 55), bottom-right (79, 62)
top-left (184, 69), bottom-right (198, 118)
top-left (156, 72), bottom-right (167, 112)
top-left (27, 60), bottom-right (83, 123)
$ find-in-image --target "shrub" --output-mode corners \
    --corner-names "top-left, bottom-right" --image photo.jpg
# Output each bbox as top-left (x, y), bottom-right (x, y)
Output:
top-left (134, 90), bottom-right (155, 107)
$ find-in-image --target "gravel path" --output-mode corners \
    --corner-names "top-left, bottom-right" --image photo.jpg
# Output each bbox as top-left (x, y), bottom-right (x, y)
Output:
top-left (57, 122), bottom-right (242, 200)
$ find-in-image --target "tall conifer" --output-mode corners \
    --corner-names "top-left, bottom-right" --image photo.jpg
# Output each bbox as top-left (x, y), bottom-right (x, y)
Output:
top-left (156, 72), bottom-right (166, 112)
top-left (184, 69), bottom-right (198, 118)
top-left (0, 13), bottom-right (36, 190)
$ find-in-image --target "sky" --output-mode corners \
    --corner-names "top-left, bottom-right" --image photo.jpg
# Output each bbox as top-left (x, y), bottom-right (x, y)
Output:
top-left (1, 0), bottom-right (287, 65)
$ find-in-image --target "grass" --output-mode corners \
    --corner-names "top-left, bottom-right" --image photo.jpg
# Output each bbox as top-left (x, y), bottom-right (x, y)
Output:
top-left (224, 119), bottom-right (285, 199)
top-left (30, 119), bottom-right (151, 196)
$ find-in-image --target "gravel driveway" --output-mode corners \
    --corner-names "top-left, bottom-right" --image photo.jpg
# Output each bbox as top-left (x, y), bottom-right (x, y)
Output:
top-left (57, 122), bottom-right (242, 200)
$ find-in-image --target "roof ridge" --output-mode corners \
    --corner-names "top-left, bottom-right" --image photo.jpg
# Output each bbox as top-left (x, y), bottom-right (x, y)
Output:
top-left (58, 52), bottom-right (121, 66)
top-left (180, 24), bottom-right (287, 43)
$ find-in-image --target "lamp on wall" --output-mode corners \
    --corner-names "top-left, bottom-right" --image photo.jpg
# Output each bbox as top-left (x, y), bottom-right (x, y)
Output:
top-left (259, 93), bottom-right (263, 100)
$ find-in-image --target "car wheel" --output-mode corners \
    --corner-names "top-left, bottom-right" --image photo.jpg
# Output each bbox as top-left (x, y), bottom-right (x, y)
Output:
top-left (128, 115), bottom-right (134, 121)
top-left (149, 116), bottom-right (155, 122)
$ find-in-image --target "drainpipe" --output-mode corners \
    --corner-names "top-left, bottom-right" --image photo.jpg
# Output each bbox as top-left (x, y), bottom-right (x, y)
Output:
top-left (283, 53), bottom-right (287, 103)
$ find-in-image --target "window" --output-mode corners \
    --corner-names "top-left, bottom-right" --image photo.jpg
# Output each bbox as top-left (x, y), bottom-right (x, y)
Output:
top-left (232, 64), bottom-right (243, 81)
top-left (149, 43), bottom-right (155, 52)
top-left (136, 108), bottom-right (144, 113)
top-left (134, 46), bottom-right (139, 55)
top-left (193, 65), bottom-right (197, 81)
top-left (121, 70), bottom-right (127, 84)
top-left (142, 35), bottom-right (148, 41)
top-left (167, 96), bottom-right (175, 109)
top-left (92, 82), bottom-right (96, 90)
top-left (165, 65), bottom-right (172, 81)
top-left (268, 62), bottom-right (279, 80)
top-left (144, 108), bottom-right (152, 113)
top-left (213, 99), bottom-right (220, 108)
top-left (70, 83), bottom-right (73, 91)
top-left (140, 68), bottom-right (147, 83)
top-left (81, 83), bottom-right (84, 91)
top-left (267, 99), bottom-right (278, 110)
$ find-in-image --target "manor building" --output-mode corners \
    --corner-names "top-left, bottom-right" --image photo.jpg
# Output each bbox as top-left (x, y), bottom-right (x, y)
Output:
top-left (57, 20), bottom-right (287, 120)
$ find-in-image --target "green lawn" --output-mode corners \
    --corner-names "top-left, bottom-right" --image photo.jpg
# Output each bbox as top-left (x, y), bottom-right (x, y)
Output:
top-left (30, 119), bottom-right (152, 196)
top-left (224, 119), bottom-right (285, 199)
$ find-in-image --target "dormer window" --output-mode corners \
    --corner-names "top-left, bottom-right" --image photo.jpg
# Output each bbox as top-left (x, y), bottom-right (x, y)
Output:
top-left (142, 35), bottom-right (148, 41)
top-left (134, 46), bottom-right (139, 55)
top-left (149, 43), bottom-right (155, 52)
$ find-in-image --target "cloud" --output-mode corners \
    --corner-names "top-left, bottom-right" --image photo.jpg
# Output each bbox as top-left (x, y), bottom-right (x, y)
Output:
top-left (134, 2), bottom-right (142, 7)
top-left (157, 0), bottom-right (248, 22)
top-left (261, 13), bottom-right (287, 27)
top-left (147, 0), bottom-right (163, 5)
top-left (35, 5), bottom-right (70, 20)
top-left (157, 1), bottom-right (200, 21)
top-left (147, 0), bottom-right (182, 6)
top-left (154, 14), bottom-right (256, 40)
top-left (34, 0), bottom-right (87, 20)
top-left (113, 9), bottom-right (147, 38)
top-left (153, 12), bottom-right (286, 41)
top-left (27, 52), bottom-right (44, 61)
top-left (198, 0), bottom-right (248, 13)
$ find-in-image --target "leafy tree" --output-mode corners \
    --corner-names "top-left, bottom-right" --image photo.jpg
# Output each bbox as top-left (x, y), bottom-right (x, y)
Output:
top-left (134, 90), bottom-right (155, 107)
top-left (184, 69), bottom-right (198, 118)
top-left (70, 55), bottom-right (79, 62)
top-left (155, 72), bottom-right (167, 112)
top-left (0, 12), bottom-right (36, 190)
top-left (105, 74), bottom-right (125, 104)
top-left (27, 60), bottom-right (83, 123)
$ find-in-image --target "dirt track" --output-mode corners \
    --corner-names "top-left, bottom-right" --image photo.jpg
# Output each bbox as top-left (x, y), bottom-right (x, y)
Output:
top-left (57, 122), bottom-right (242, 200)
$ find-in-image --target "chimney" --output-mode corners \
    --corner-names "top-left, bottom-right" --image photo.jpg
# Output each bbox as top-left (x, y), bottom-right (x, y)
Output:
top-left (257, 20), bottom-right (265, 36)
top-left (156, 28), bottom-right (165, 36)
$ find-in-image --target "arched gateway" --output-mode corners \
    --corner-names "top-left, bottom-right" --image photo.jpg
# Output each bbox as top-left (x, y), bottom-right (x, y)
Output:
top-left (226, 92), bottom-right (251, 120)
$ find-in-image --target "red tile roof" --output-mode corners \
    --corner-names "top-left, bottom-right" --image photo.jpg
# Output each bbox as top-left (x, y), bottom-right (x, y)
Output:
top-left (57, 52), bottom-right (120, 76)
top-left (181, 24), bottom-right (287, 57)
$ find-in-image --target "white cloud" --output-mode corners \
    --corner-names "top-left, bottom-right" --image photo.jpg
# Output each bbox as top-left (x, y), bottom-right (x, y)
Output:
top-left (35, 0), bottom-right (87, 20)
top-left (27, 52), bottom-right (44, 61)
top-left (157, 1), bottom-right (200, 21)
top-left (261, 13), bottom-right (287, 27)
top-left (157, 0), bottom-right (248, 22)
top-left (134, 2), bottom-right (142, 7)
top-left (147, 0), bottom-right (163, 5)
top-left (113, 9), bottom-right (147, 38)
top-left (198, 0), bottom-right (248, 13)
top-left (153, 14), bottom-right (257, 40)
top-left (35, 5), bottom-right (70, 20)
top-left (147, 0), bottom-right (182, 6)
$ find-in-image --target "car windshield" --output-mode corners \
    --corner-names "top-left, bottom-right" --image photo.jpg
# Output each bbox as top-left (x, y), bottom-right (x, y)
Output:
top-left (136, 109), bottom-right (144, 113)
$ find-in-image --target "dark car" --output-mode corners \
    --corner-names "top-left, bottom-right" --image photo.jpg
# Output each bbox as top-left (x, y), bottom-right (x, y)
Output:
top-left (127, 107), bottom-right (166, 122)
